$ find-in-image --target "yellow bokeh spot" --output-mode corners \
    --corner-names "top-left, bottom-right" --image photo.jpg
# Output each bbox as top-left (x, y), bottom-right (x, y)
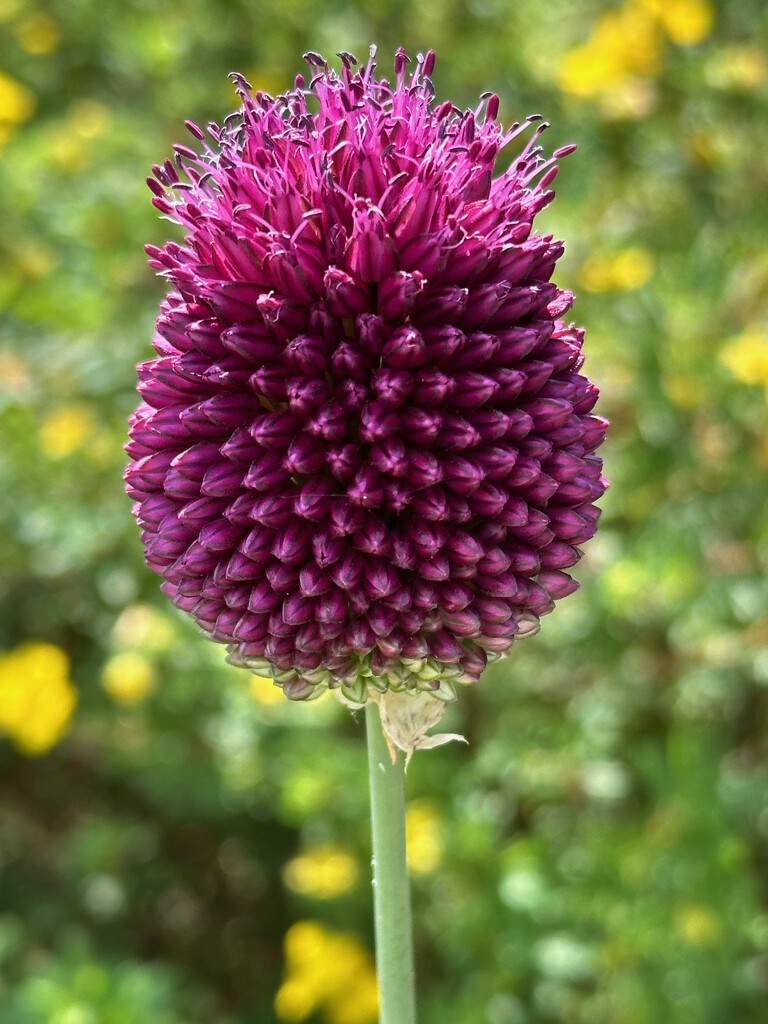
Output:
top-left (580, 247), bottom-right (654, 293)
top-left (706, 45), bottom-right (768, 91)
top-left (558, 44), bottom-right (625, 98)
top-left (636, 0), bottom-right (666, 13)
top-left (14, 240), bottom-right (56, 278)
top-left (39, 405), bottom-right (95, 459)
top-left (0, 69), bottom-right (35, 124)
top-left (592, 5), bottom-right (661, 75)
top-left (675, 903), bottom-right (722, 947)
top-left (43, 100), bottom-right (111, 174)
top-left (111, 604), bottom-right (176, 654)
top-left (613, 247), bottom-right (655, 290)
top-left (720, 331), bottom-right (768, 390)
top-left (688, 129), bottom-right (719, 165)
top-left (284, 843), bottom-right (358, 899)
top-left (102, 652), bottom-right (155, 704)
top-left (68, 98), bottom-right (111, 140)
top-left (656, 0), bottom-right (714, 45)
top-left (47, 127), bottom-right (88, 172)
top-left (579, 256), bottom-right (614, 294)
top-left (0, 0), bottom-right (24, 22)
top-left (599, 79), bottom-right (658, 120)
top-left (663, 372), bottom-right (706, 408)
top-left (276, 921), bottom-right (378, 1024)
top-left (0, 642), bottom-right (77, 755)
top-left (559, 0), bottom-right (712, 106)
top-left (274, 978), bottom-right (316, 1022)
top-left (558, 3), bottom-right (661, 98)
top-left (326, 970), bottom-right (379, 1024)
top-left (603, 554), bottom-right (696, 614)
top-left (84, 433), bottom-right (117, 470)
top-left (406, 799), bottom-right (444, 874)
top-left (248, 673), bottom-right (284, 705)
top-left (603, 558), bottom-right (644, 608)
top-left (15, 12), bottom-right (60, 54)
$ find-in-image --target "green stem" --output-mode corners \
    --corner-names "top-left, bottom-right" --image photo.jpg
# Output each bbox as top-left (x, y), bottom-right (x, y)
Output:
top-left (365, 700), bottom-right (417, 1024)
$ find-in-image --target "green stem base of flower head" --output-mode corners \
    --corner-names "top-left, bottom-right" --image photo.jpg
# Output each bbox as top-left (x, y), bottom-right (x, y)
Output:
top-left (365, 700), bottom-right (417, 1024)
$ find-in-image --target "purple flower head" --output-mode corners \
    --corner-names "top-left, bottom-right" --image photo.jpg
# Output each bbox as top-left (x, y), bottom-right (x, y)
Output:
top-left (126, 47), bottom-right (608, 709)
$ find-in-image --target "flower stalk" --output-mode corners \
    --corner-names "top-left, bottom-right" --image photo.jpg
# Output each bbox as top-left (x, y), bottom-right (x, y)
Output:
top-left (366, 700), bottom-right (417, 1024)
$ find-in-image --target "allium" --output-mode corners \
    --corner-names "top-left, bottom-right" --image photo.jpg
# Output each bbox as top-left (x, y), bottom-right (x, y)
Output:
top-left (126, 47), bottom-right (608, 716)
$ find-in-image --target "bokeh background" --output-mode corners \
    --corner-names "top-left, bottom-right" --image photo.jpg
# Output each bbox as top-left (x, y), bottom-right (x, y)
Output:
top-left (1, 0), bottom-right (768, 1021)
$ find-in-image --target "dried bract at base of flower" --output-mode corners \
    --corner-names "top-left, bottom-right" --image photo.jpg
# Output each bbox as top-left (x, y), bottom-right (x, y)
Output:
top-left (126, 47), bottom-right (608, 708)
top-left (367, 689), bottom-right (467, 767)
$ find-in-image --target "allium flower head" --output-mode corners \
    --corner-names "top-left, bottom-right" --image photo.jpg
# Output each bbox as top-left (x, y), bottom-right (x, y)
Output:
top-left (126, 48), bottom-right (608, 711)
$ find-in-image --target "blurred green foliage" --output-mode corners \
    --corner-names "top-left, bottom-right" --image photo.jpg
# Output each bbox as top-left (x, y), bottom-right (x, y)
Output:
top-left (1, 0), bottom-right (768, 1021)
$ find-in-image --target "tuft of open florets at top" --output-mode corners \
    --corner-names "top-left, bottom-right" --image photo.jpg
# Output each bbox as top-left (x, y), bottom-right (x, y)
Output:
top-left (126, 47), bottom-right (608, 706)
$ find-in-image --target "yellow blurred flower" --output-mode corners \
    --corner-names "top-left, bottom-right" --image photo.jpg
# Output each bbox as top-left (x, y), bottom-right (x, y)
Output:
top-left (68, 98), bottom-right (111, 140)
top-left (663, 372), bottom-right (706, 408)
top-left (603, 554), bottom-right (696, 614)
top-left (558, 44), bottom-right (624, 98)
top-left (102, 652), bottom-right (155, 704)
top-left (578, 254), bottom-right (613, 294)
top-left (559, 0), bottom-right (713, 107)
top-left (406, 799), bottom-right (443, 874)
top-left (327, 972), bottom-right (379, 1024)
top-left (47, 128), bottom-right (88, 172)
top-left (558, 3), bottom-right (661, 98)
top-left (580, 247), bottom-right (654, 293)
top-left (720, 331), bottom-right (768, 390)
top-left (599, 79), bottom-right (658, 120)
top-left (248, 673), bottom-right (284, 706)
top-left (706, 45), bottom-right (768, 91)
top-left (42, 100), bottom-right (111, 174)
top-left (687, 129), bottom-right (719, 165)
top-left (592, 4), bottom-right (661, 75)
top-left (15, 12), bottom-right (60, 54)
top-left (0, 0), bottom-right (23, 22)
top-left (111, 603), bottom-right (176, 654)
top-left (14, 239), bottom-right (56, 277)
top-left (0, 69), bottom-right (35, 145)
top-left (675, 903), bottom-right (722, 947)
top-left (284, 843), bottom-right (359, 899)
top-left (0, 642), bottom-right (77, 755)
top-left (84, 432), bottom-right (118, 470)
top-left (275, 921), bottom-right (378, 1024)
top-left (642, 0), bottom-right (714, 45)
top-left (39, 405), bottom-right (95, 459)
top-left (612, 247), bottom-right (654, 290)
